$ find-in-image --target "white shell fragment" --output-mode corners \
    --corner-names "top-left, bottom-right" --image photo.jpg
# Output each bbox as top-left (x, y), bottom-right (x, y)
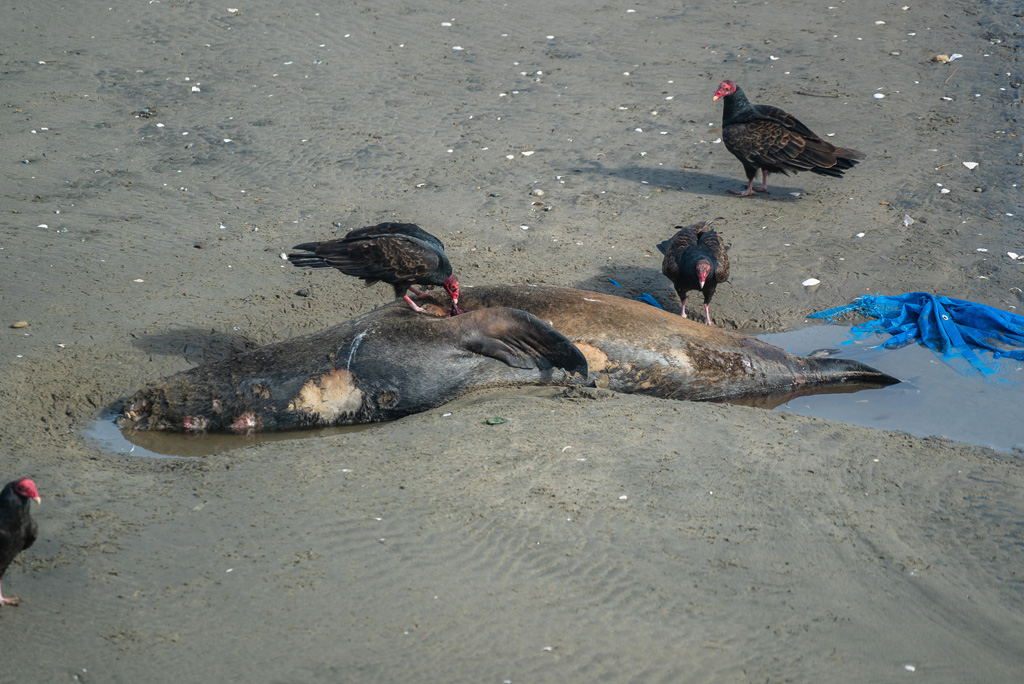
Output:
top-left (976, 248), bottom-right (989, 252)
top-left (802, 278), bottom-right (821, 287)
top-left (962, 161), bottom-right (978, 170)
top-left (1007, 252), bottom-right (1020, 260)
top-left (940, 188), bottom-right (951, 194)
top-left (521, 150), bottom-right (535, 156)
top-left (903, 214), bottom-right (915, 226)
top-left (949, 53), bottom-right (963, 61)
top-left (873, 93), bottom-right (885, 99)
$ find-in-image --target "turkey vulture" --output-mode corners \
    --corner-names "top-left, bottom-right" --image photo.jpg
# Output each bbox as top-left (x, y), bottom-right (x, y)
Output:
top-left (289, 222), bottom-right (463, 316)
top-left (1, 478), bottom-right (40, 607)
top-left (657, 220), bottom-right (730, 325)
top-left (712, 80), bottom-right (865, 197)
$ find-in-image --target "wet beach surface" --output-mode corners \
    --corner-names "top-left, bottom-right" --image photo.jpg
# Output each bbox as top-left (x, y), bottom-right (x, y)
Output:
top-left (2, 0), bottom-right (1023, 682)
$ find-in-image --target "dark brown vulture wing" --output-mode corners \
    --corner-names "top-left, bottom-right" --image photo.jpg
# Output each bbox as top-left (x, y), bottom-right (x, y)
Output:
top-left (657, 225), bottom-right (701, 287)
top-left (342, 222), bottom-right (446, 252)
top-left (312, 235), bottom-right (451, 288)
top-left (695, 227), bottom-right (730, 284)
top-left (727, 105), bottom-right (863, 177)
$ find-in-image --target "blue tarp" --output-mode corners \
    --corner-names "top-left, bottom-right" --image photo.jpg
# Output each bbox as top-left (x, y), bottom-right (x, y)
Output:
top-left (809, 292), bottom-right (1024, 376)
top-left (607, 279), bottom-right (666, 310)
top-left (635, 292), bottom-right (665, 310)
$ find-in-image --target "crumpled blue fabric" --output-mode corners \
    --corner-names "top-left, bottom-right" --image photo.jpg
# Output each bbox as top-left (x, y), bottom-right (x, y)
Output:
top-left (809, 292), bottom-right (1024, 376)
top-left (635, 292), bottom-right (665, 310)
top-left (607, 279), bottom-right (666, 310)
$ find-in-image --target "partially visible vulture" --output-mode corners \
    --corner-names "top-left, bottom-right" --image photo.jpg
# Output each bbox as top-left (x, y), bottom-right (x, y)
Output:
top-left (657, 220), bottom-right (730, 326)
top-left (288, 222), bottom-right (463, 316)
top-left (0, 478), bottom-right (40, 607)
top-left (712, 80), bottom-right (865, 197)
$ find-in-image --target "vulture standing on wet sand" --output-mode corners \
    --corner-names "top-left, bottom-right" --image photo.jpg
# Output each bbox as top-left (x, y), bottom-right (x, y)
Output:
top-left (288, 222), bottom-right (464, 316)
top-left (0, 478), bottom-right (41, 607)
top-left (712, 80), bottom-right (865, 197)
top-left (657, 221), bottom-right (730, 325)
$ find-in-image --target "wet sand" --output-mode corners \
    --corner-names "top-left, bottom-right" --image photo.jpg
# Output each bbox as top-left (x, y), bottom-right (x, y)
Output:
top-left (2, 0), bottom-right (1023, 681)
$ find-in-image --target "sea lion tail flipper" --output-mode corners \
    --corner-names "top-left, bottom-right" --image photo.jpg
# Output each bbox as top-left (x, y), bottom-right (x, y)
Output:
top-left (457, 308), bottom-right (588, 375)
top-left (810, 357), bottom-right (900, 387)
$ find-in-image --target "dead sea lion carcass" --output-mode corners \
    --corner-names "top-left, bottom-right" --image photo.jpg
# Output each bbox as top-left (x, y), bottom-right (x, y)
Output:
top-left (455, 285), bottom-right (897, 403)
top-left (120, 285), bottom-right (898, 433)
top-left (121, 305), bottom-right (588, 432)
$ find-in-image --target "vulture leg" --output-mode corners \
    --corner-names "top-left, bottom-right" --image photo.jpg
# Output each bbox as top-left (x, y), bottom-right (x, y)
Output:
top-left (402, 294), bottom-right (429, 313)
top-left (729, 176), bottom-right (757, 197)
top-left (754, 168), bottom-right (770, 193)
top-left (729, 167), bottom-right (767, 197)
top-left (0, 580), bottom-right (21, 607)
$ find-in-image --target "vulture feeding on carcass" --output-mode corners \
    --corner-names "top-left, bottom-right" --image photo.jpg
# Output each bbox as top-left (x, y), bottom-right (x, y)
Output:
top-left (289, 222), bottom-right (463, 316)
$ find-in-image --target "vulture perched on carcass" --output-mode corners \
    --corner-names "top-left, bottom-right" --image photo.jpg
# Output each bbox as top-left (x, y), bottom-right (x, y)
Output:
top-left (289, 222), bottom-right (463, 316)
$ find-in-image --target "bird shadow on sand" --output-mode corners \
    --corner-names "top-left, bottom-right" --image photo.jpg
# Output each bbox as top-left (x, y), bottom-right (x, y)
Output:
top-left (130, 328), bottom-right (260, 365)
top-left (572, 161), bottom-right (805, 199)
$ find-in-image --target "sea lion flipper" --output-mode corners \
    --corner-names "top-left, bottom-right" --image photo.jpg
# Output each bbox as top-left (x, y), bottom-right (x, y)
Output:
top-left (456, 308), bottom-right (588, 375)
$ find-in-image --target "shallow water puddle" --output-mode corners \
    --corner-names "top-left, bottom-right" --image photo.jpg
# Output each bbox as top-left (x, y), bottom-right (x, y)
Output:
top-left (759, 324), bottom-right (1024, 452)
top-left (85, 412), bottom-right (374, 458)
